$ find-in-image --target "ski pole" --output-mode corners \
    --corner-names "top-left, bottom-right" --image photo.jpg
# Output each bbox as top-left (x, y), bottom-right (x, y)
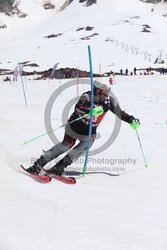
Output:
top-left (22, 113), bottom-right (90, 145)
top-left (135, 128), bottom-right (148, 168)
top-left (22, 106), bottom-right (104, 145)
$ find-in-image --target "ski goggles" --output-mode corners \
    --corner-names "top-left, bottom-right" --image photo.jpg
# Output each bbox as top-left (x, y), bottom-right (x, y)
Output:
top-left (97, 89), bottom-right (110, 97)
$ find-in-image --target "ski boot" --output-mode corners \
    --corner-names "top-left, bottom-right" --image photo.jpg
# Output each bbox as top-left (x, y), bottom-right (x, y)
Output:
top-left (46, 155), bottom-right (72, 176)
top-left (26, 156), bottom-right (48, 175)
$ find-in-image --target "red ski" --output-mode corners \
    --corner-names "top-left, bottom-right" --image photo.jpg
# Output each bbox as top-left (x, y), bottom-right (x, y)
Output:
top-left (20, 165), bottom-right (76, 184)
top-left (51, 174), bottom-right (76, 184)
top-left (20, 165), bottom-right (52, 183)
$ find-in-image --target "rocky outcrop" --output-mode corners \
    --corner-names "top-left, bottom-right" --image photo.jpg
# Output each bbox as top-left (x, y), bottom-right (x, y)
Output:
top-left (38, 67), bottom-right (101, 79)
top-left (0, 0), bottom-right (27, 17)
top-left (60, 0), bottom-right (74, 10)
top-left (80, 33), bottom-right (99, 40)
top-left (140, 0), bottom-right (162, 3)
top-left (43, 2), bottom-right (55, 10)
top-left (0, 24), bottom-right (7, 29)
top-left (0, 0), bottom-right (15, 14)
top-left (76, 26), bottom-right (94, 31)
top-left (79, 0), bottom-right (97, 6)
top-left (44, 33), bottom-right (63, 39)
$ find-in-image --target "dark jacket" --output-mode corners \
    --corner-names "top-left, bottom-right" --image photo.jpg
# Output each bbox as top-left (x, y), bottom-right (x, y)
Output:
top-left (68, 91), bottom-right (134, 135)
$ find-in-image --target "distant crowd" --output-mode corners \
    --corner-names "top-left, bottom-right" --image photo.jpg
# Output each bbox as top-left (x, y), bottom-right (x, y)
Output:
top-left (1, 66), bottom-right (167, 83)
top-left (119, 67), bottom-right (166, 76)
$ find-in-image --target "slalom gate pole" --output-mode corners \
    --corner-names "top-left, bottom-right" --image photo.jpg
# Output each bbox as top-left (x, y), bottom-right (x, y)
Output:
top-left (83, 45), bottom-right (94, 176)
top-left (18, 63), bottom-right (27, 107)
top-left (135, 128), bottom-right (148, 168)
top-left (76, 66), bottom-right (79, 97)
top-left (58, 68), bottom-right (62, 96)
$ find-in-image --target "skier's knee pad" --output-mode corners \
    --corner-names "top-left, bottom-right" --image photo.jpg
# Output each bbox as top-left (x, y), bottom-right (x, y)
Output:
top-left (64, 135), bottom-right (76, 149)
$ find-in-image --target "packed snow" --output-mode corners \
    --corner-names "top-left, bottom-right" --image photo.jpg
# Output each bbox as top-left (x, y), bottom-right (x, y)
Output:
top-left (0, 73), bottom-right (167, 250)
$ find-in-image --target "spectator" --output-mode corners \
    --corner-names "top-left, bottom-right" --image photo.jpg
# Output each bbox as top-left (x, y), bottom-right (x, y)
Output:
top-left (125, 68), bottom-right (128, 75)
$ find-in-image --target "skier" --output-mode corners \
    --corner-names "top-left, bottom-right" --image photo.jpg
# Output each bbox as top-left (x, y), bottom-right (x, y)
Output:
top-left (26, 78), bottom-right (140, 176)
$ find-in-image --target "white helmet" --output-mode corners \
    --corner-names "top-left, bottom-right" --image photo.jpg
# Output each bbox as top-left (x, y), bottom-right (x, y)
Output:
top-left (94, 78), bottom-right (111, 92)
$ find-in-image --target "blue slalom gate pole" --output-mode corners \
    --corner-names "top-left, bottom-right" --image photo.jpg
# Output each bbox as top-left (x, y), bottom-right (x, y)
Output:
top-left (18, 63), bottom-right (27, 107)
top-left (83, 45), bottom-right (94, 176)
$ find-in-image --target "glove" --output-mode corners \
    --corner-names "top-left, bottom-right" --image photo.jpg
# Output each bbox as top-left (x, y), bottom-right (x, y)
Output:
top-left (92, 106), bottom-right (104, 117)
top-left (130, 118), bottom-right (140, 129)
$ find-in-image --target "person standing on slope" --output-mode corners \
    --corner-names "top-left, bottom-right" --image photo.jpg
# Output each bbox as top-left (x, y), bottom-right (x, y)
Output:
top-left (26, 78), bottom-right (140, 176)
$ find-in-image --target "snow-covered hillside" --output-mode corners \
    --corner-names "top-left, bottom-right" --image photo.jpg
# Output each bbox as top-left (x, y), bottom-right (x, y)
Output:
top-left (0, 0), bottom-right (167, 73)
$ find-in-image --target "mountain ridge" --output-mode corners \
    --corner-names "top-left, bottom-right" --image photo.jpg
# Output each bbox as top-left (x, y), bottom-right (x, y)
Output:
top-left (0, 0), bottom-right (166, 16)
top-left (0, 0), bottom-right (167, 73)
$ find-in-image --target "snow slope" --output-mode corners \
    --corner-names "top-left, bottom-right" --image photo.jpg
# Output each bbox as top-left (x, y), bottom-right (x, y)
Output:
top-left (0, 74), bottom-right (167, 250)
top-left (0, 0), bottom-right (167, 72)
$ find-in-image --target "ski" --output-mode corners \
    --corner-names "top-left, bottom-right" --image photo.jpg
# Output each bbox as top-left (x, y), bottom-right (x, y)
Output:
top-left (51, 174), bottom-right (76, 184)
top-left (20, 165), bottom-right (76, 184)
top-left (20, 165), bottom-right (52, 183)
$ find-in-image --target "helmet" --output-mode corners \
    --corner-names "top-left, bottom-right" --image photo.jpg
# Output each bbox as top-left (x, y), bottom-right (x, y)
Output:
top-left (94, 78), bottom-right (111, 92)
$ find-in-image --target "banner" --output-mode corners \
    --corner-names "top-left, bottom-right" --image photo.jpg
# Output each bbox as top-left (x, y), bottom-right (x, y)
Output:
top-left (51, 62), bottom-right (60, 79)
